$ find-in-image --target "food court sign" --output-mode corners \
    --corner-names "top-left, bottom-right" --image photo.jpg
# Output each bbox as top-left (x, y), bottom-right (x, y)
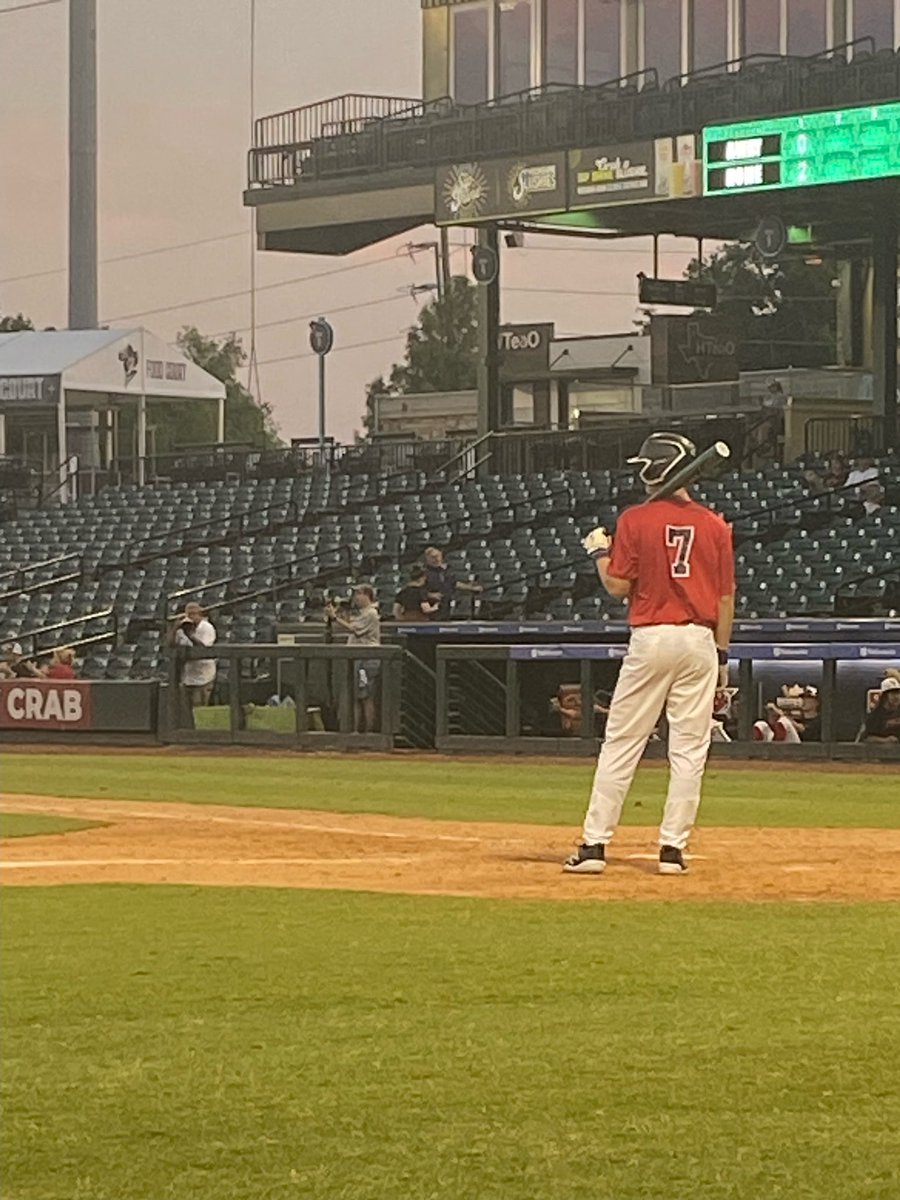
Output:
top-left (0, 374), bottom-right (61, 409)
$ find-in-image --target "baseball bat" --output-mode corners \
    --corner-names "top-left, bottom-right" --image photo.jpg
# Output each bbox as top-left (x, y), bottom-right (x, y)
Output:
top-left (646, 441), bottom-right (731, 502)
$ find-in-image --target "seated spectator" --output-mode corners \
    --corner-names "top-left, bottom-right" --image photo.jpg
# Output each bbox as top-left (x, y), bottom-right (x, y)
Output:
top-left (549, 683), bottom-right (609, 738)
top-left (712, 686), bottom-right (739, 740)
top-left (0, 640), bottom-right (42, 680)
top-left (845, 456), bottom-right (879, 496)
top-left (858, 481), bottom-right (885, 518)
top-left (393, 566), bottom-right (440, 623)
top-left (791, 687), bottom-right (821, 742)
top-left (423, 545), bottom-right (482, 620)
top-left (863, 678), bottom-right (900, 744)
top-left (44, 647), bottom-right (77, 680)
top-left (822, 454), bottom-right (849, 490)
top-left (753, 703), bottom-right (802, 743)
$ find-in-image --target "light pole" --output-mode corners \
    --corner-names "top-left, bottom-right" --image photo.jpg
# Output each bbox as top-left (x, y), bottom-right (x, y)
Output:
top-left (69, 0), bottom-right (98, 329)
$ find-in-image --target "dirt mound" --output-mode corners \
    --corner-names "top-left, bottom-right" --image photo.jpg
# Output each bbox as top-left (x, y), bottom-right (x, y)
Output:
top-left (2, 795), bottom-right (898, 902)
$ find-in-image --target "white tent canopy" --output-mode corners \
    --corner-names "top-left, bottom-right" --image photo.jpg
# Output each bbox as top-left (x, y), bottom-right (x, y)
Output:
top-left (0, 328), bottom-right (227, 492)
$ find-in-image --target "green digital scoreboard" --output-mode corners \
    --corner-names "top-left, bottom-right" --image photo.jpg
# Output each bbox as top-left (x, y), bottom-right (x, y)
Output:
top-left (703, 102), bottom-right (900, 197)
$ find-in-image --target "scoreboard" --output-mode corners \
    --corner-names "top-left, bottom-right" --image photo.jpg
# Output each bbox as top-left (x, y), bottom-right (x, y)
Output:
top-left (703, 102), bottom-right (900, 197)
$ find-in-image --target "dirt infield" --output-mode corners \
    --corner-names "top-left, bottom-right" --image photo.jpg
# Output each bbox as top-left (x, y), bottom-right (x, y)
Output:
top-left (2, 794), bottom-right (899, 901)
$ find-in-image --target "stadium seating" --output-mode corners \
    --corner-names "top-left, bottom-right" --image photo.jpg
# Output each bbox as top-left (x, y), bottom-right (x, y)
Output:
top-left (1, 451), bottom-right (897, 680)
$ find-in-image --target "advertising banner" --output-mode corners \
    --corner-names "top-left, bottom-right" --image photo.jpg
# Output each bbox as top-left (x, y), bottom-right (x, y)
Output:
top-left (650, 315), bottom-right (739, 386)
top-left (0, 680), bottom-right (93, 731)
top-left (436, 153), bottom-right (567, 224)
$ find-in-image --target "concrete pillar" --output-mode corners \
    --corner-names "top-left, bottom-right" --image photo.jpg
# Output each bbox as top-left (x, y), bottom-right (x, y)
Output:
top-left (475, 225), bottom-right (501, 448)
top-left (216, 395), bottom-right (226, 444)
top-left (57, 390), bottom-right (69, 501)
top-left (68, 0), bottom-right (98, 329)
top-left (137, 395), bottom-right (147, 486)
top-left (0, 412), bottom-right (5, 457)
top-left (871, 184), bottom-right (898, 449)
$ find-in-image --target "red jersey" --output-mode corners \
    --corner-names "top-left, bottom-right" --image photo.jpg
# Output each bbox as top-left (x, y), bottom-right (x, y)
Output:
top-left (607, 495), bottom-right (735, 628)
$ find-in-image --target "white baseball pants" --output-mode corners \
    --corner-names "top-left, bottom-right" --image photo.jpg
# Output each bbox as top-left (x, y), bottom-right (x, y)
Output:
top-left (582, 624), bottom-right (718, 850)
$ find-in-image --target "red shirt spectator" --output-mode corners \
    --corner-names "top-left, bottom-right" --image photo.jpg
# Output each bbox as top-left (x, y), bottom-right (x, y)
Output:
top-left (45, 648), bottom-right (77, 679)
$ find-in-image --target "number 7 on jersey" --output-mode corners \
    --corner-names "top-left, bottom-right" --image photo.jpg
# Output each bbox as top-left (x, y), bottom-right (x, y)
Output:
top-left (666, 525), bottom-right (695, 578)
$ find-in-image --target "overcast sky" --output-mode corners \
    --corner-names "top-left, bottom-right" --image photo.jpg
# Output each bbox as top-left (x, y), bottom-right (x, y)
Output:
top-left (0, 0), bottom-right (695, 443)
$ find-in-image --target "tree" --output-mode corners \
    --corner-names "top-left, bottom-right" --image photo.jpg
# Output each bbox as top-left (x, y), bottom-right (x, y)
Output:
top-left (364, 276), bottom-right (479, 432)
top-left (0, 313), bottom-right (34, 331)
top-left (684, 243), bottom-right (838, 371)
top-left (147, 327), bottom-right (281, 454)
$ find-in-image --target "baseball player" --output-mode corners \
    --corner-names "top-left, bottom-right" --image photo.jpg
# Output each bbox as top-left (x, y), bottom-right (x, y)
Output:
top-left (564, 432), bottom-right (735, 876)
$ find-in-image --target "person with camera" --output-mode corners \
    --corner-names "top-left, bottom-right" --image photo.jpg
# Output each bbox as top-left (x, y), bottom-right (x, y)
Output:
top-left (323, 585), bottom-right (381, 733)
top-left (167, 602), bottom-right (217, 728)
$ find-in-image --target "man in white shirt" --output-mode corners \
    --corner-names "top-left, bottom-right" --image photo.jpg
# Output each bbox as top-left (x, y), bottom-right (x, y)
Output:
top-left (845, 456), bottom-right (879, 495)
top-left (168, 602), bottom-right (216, 727)
top-left (324, 585), bottom-right (381, 732)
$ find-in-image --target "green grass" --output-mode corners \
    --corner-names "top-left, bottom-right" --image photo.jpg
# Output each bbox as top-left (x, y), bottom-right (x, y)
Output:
top-left (0, 812), bottom-right (102, 839)
top-left (3, 752), bottom-right (899, 828)
top-left (2, 886), bottom-right (898, 1200)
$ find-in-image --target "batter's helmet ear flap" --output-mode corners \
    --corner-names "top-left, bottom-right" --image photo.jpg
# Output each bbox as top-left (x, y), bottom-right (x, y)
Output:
top-left (627, 431), bottom-right (697, 487)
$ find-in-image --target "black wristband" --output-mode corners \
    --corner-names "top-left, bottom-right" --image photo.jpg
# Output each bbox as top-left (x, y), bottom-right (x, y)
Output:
top-left (717, 649), bottom-right (728, 666)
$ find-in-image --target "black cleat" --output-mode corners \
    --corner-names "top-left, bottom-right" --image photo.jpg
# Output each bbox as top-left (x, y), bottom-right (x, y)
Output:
top-left (658, 845), bottom-right (688, 875)
top-left (563, 843), bottom-right (606, 875)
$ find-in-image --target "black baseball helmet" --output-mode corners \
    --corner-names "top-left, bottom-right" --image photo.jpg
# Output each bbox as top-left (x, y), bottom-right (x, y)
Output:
top-left (628, 431), bottom-right (696, 487)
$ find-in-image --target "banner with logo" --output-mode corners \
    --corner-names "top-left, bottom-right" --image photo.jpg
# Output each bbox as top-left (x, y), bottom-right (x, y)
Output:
top-left (435, 154), bottom-right (567, 225)
top-left (497, 323), bottom-right (555, 379)
top-left (0, 680), bottom-right (93, 731)
top-left (0, 374), bottom-right (61, 410)
top-left (650, 315), bottom-right (739, 386)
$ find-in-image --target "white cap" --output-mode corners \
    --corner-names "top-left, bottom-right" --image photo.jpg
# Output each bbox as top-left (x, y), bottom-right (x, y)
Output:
top-left (879, 677), bottom-right (900, 692)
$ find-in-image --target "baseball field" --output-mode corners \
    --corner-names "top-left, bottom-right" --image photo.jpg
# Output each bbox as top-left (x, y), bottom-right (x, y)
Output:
top-left (2, 752), bottom-right (899, 1200)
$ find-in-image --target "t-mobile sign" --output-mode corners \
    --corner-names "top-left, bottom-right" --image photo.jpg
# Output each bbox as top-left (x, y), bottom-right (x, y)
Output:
top-left (0, 681), bottom-right (93, 730)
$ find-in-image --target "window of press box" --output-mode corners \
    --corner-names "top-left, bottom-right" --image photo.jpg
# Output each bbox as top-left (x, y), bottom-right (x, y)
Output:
top-left (584, 0), bottom-right (622, 84)
top-left (691, 0), bottom-right (729, 70)
top-left (785, 0), bottom-right (828, 56)
top-left (545, 0), bottom-right (579, 84)
top-left (642, 0), bottom-right (683, 82)
top-left (852, 0), bottom-right (896, 50)
top-left (497, 0), bottom-right (533, 96)
top-left (742, 0), bottom-right (781, 56)
top-left (453, 4), bottom-right (491, 105)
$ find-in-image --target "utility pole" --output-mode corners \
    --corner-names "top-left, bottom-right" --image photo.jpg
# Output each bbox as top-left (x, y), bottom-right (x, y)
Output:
top-left (68, 0), bottom-right (98, 329)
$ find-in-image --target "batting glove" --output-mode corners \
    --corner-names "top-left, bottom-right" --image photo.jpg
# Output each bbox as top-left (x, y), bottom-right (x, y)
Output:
top-left (581, 526), bottom-right (612, 561)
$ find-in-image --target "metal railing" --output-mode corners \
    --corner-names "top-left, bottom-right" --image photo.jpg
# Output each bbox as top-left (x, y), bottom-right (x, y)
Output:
top-left (100, 497), bottom-right (305, 572)
top-left (247, 43), bottom-right (897, 187)
top-left (804, 416), bottom-right (888, 458)
top-left (833, 563), bottom-right (900, 617)
top-left (167, 641), bottom-right (403, 750)
top-left (0, 551), bottom-right (83, 598)
top-left (250, 94), bottom-right (423, 187)
top-left (11, 607), bottom-right (119, 660)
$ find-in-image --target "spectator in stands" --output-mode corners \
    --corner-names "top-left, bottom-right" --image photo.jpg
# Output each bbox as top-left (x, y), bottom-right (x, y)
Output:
top-left (858, 480), bottom-right (885, 517)
top-left (393, 565), bottom-right (440, 623)
top-left (168, 603), bottom-right (217, 728)
top-left (324, 585), bottom-right (381, 733)
top-left (792, 687), bottom-right (821, 742)
top-left (863, 678), bottom-right (900, 744)
top-left (423, 545), bottom-right (483, 620)
top-left (44, 647), bottom-right (77, 680)
top-left (846, 456), bottom-right (879, 496)
top-left (822, 454), bottom-right (849, 490)
top-left (0, 640), bottom-right (42, 680)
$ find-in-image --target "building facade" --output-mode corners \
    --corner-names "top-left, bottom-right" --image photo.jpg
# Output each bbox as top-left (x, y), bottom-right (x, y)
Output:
top-left (423, 0), bottom-right (900, 105)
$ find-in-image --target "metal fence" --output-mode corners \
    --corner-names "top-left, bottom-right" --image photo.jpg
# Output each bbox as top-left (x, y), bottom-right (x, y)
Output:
top-left (248, 46), bottom-right (899, 187)
top-left (166, 642), bottom-right (404, 751)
